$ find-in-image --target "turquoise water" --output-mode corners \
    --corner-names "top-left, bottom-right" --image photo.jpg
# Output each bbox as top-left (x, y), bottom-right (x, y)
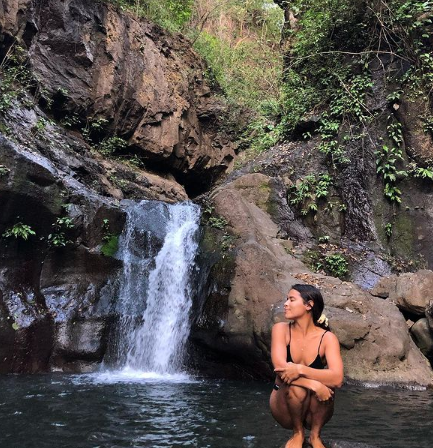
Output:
top-left (0, 374), bottom-right (431, 448)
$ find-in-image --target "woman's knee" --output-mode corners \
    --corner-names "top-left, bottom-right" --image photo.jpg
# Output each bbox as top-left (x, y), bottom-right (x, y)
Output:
top-left (269, 391), bottom-right (293, 429)
top-left (305, 394), bottom-right (335, 427)
top-left (286, 385), bottom-right (309, 402)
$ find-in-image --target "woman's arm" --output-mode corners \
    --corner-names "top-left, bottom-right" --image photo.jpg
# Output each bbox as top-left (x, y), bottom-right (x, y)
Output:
top-left (289, 378), bottom-right (334, 401)
top-left (271, 322), bottom-right (289, 370)
top-left (275, 332), bottom-right (344, 388)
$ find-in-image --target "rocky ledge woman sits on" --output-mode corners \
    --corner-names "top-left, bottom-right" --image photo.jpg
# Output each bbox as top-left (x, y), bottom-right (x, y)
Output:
top-left (270, 284), bottom-right (344, 448)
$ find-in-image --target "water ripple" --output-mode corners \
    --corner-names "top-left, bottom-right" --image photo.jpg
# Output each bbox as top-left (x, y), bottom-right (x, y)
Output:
top-left (0, 376), bottom-right (432, 448)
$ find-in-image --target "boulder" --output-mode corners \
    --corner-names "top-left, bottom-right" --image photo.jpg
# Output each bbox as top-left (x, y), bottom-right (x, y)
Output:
top-left (194, 173), bottom-right (433, 386)
top-left (50, 317), bottom-right (111, 371)
top-left (371, 270), bottom-right (433, 315)
top-left (410, 318), bottom-right (433, 359)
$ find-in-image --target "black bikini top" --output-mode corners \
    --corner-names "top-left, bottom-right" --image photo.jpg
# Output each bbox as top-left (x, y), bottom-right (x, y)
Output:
top-left (286, 323), bottom-right (328, 370)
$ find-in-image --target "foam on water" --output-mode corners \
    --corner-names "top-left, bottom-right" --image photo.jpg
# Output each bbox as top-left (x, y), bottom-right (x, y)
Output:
top-left (72, 369), bottom-right (199, 386)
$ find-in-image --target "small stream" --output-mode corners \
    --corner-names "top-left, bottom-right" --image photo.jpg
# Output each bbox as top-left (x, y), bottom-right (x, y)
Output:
top-left (0, 375), bottom-right (431, 448)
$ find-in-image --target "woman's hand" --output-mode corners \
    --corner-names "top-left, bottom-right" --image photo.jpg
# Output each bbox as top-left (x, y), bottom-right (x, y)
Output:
top-left (274, 363), bottom-right (301, 384)
top-left (314, 382), bottom-right (334, 402)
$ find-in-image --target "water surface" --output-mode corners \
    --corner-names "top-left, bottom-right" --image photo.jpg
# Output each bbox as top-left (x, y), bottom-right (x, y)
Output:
top-left (0, 374), bottom-right (432, 448)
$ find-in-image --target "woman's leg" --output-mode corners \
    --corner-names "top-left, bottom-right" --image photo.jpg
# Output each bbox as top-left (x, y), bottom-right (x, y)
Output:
top-left (304, 393), bottom-right (335, 448)
top-left (270, 383), bottom-right (311, 448)
top-left (270, 385), bottom-right (292, 429)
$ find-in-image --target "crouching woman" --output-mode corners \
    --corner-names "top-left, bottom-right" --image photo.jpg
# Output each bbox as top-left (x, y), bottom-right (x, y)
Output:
top-left (269, 284), bottom-right (344, 448)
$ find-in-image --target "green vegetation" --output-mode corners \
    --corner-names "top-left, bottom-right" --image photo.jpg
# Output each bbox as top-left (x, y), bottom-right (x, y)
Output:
top-left (384, 222), bottom-right (393, 239)
top-left (306, 248), bottom-right (349, 279)
top-left (102, 0), bottom-right (193, 31)
top-left (98, 136), bottom-right (128, 156)
top-left (0, 165), bottom-right (10, 177)
top-left (207, 215), bottom-right (228, 230)
top-left (82, 117), bottom-right (129, 157)
top-left (0, 45), bottom-right (33, 113)
top-left (2, 221), bottom-right (36, 240)
top-left (48, 215), bottom-right (75, 247)
top-left (280, 0), bottom-right (433, 131)
top-left (323, 253), bottom-right (349, 278)
top-left (191, 1), bottom-right (283, 153)
top-left (202, 201), bottom-right (235, 255)
top-left (101, 219), bottom-right (120, 256)
top-left (409, 163), bottom-right (433, 180)
top-left (101, 235), bottom-right (119, 256)
top-left (288, 173), bottom-right (332, 215)
top-left (375, 145), bottom-right (407, 203)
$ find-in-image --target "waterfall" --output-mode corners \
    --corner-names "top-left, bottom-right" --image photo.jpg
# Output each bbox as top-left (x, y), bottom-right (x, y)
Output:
top-left (107, 200), bottom-right (200, 376)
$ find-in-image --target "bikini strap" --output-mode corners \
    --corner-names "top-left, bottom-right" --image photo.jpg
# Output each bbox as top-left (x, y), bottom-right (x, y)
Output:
top-left (288, 322), bottom-right (292, 345)
top-left (318, 330), bottom-right (328, 354)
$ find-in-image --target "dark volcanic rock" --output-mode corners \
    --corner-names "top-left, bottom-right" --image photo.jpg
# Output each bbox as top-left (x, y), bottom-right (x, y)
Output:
top-left (0, 133), bottom-right (126, 372)
top-left (0, 0), bottom-right (236, 195)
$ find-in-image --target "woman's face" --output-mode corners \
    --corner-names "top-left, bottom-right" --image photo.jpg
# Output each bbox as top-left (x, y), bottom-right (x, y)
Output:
top-left (284, 289), bottom-right (311, 320)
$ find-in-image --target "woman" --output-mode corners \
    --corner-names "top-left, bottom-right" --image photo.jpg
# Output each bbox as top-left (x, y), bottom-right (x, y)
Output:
top-left (270, 284), bottom-right (344, 448)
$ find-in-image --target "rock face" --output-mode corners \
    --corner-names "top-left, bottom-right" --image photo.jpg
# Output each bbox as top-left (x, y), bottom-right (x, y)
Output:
top-left (0, 0), bottom-right (236, 195)
top-left (1, 0), bottom-right (433, 386)
top-left (0, 134), bottom-right (125, 372)
top-left (0, 0), bottom-right (239, 372)
top-left (371, 270), bottom-right (433, 316)
top-left (192, 173), bottom-right (433, 386)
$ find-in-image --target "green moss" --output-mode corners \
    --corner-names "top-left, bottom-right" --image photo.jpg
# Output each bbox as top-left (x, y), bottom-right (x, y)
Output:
top-left (101, 235), bottom-right (119, 257)
top-left (259, 182), bottom-right (271, 193)
top-left (392, 213), bottom-right (414, 258)
top-left (201, 226), bottom-right (221, 253)
top-left (0, 121), bottom-right (10, 135)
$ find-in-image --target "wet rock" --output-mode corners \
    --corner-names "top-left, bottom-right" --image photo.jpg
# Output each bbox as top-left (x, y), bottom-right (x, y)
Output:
top-left (51, 317), bottom-right (111, 370)
top-left (0, 282), bottom-right (54, 373)
top-left (195, 173), bottom-right (433, 386)
top-left (372, 270), bottom-right (433, 315)
top-left (0, 133), bottom-right (124, 372)
top-left (396, 95), bottom-right (433, 164)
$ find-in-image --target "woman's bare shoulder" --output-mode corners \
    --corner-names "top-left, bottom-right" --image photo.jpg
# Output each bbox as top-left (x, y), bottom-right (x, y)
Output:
top-left (272, 321), bottom-right (289, 334)
top-left (323, 330), bottom-right (339, 345)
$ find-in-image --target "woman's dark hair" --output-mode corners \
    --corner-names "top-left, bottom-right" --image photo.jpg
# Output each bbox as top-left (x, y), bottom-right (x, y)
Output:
top-left (291, 284), bottom-right (329, 329)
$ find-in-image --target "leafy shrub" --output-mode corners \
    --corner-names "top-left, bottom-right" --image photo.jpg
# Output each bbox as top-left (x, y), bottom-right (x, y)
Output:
top-left (48, 216), bottom-right (75, 247)
top-left (324, 253), bottom-right (349, 278)
top-left (2, 222), bottom-right (36, 240)
top-left (289, 173), bottom-right (333, 215)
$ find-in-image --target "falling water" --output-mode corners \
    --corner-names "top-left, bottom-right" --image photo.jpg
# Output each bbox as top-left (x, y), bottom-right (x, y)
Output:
top-left (107, 200), bottom-right (200, 376)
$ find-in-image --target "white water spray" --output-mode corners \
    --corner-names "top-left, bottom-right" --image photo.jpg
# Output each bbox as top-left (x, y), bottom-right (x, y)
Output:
top-left (107, 201), bottom-right (200, 378)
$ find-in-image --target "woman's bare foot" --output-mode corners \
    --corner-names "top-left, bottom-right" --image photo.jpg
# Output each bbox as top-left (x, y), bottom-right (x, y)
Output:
top-left (309, 433), bottom-right (326, 448)
top-left (285, 431), bottom-right (305, 448)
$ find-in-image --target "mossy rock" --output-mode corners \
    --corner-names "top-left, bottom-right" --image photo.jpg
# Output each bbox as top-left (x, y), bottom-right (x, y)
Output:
top-left (101, 235), bottom-right (119, 257)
